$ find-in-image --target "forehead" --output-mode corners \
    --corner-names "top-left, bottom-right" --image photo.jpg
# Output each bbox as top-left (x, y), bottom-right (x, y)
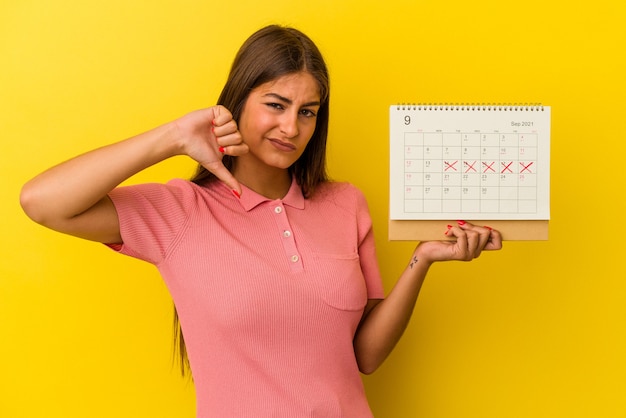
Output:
top-left (255, 72), bottom-right (321, 102)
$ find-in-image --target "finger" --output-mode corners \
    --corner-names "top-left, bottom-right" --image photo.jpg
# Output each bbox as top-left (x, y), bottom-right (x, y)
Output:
top-left (215, 129), bottom-right (248, 157)
top-left (215, 130), bottom-right (244, 148)
top-left (221, 142), bottom-right (249, 157)
top-left (460, 221), bottom-right (504, 253)
top-left (211, 105), bottom-right (235, 128)
top-left (464, 229), bottom-right (481, 259)
top-left (459, 221), bottom-right (492, 257)
top-left (484, 226), bottom-right (503, 250)
top-left (202, 160), bottom-right (242, 198)
top-left (213, 119), bottom-right (239, 137)
top-left (462, 222), bottom-right (503, 252)
top-left (445, 225), bottom-right (471, 260)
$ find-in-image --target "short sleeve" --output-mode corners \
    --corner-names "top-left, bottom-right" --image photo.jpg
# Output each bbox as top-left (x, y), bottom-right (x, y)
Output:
top-left (106, 180), bottom-right (194, 265)
top-left (353, 186), bottom-right (385, 300)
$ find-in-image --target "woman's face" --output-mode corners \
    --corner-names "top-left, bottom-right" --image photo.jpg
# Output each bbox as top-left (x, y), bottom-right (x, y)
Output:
top-left (237, 71), bottom-right (321, 171)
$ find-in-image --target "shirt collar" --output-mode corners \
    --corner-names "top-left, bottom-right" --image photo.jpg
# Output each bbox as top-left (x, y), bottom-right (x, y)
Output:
top-left (236, 176), bottom-right (305, 212)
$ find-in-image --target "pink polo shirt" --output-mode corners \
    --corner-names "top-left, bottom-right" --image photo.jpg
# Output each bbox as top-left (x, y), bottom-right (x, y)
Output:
top-left (107, 177), bottom-right (385, 417)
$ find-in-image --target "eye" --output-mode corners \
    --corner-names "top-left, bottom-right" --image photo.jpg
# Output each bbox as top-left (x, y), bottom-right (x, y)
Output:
top-left (266, 102), bottom-right (285, 111)
top-left (299, 108), bottom-right (318, 118)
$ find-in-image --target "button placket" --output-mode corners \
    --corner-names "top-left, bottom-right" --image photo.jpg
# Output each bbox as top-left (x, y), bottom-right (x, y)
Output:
top-left (272, 203), bottom-right (302, 272)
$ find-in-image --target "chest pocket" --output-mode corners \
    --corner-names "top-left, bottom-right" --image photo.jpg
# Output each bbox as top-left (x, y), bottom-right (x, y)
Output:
top-left (311, 252), bottom-right (368, 311)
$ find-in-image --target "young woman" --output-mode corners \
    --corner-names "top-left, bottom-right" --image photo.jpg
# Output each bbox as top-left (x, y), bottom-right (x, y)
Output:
top-left (20, 25), bottom-right (502, 417)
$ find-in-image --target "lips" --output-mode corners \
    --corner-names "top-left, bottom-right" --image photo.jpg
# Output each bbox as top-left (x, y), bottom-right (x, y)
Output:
top-left (268, 138), bottom-right (297, 152)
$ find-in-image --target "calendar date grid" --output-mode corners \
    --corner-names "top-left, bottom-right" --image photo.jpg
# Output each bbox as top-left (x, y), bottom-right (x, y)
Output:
top-left (402, 131), bottom-right (539, 214)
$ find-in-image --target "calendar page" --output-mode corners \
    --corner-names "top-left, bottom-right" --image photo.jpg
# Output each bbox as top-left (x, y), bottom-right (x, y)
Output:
top-left (389, 104), bottom-right (551, 220)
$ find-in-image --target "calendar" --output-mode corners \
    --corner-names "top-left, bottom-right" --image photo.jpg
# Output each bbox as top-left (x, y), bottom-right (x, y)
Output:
top-left (389, 104), bottom-right (551, 221)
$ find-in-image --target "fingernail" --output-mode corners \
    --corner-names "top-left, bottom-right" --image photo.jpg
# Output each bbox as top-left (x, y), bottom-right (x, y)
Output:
top-left (218, 146), bottom-right (225, 153)
top-left (457, 220), bottom-right (466, 226)
top-left (211, 119), bottom-right (216, 126)
top-left (445, 224), bottom-right (452, 235)
top-left (231, 189), bottom-right (241, 199)
top-left (484, 225), bottom-right (493, 230)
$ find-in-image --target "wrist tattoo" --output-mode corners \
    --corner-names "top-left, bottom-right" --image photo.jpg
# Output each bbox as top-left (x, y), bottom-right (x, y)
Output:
top-left (409, 256), bottom-right (418, 269)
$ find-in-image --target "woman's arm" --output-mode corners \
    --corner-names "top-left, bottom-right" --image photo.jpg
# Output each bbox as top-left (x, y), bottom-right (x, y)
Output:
top-left (20, 106), bottom-right (246, 243)
top-left (354, 222), bottom-right (502, 374)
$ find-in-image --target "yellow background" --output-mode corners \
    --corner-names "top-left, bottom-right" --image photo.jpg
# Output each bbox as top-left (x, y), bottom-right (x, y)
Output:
top-left (2, 1), bottom-right (625, 417)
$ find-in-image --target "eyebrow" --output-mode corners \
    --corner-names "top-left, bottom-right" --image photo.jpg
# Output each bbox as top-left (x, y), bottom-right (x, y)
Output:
top-left (262, 92), bottom-right (320, 108)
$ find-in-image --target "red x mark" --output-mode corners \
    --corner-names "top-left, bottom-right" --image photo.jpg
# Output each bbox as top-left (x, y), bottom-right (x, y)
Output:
top-left (520, 162), bottom-right (534, 173)
top-left (464, 161), bottom-right (477, 173)
top-left (444, 160), bottom-right (458, 172)
top-left (501, 162), bottom-right (513, 174)
top-left (482, 161), bottom-right (496, 173)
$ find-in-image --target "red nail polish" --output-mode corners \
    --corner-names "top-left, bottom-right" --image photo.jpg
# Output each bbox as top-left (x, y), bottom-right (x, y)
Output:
top-left (231, 189), bottom-right (241, 199)
top-left (484, 225), bottom-right (493, 230)
top-left (219, 146), bottom-right (225, 153)
top-left (457, 220), bottom-right (466, 226)
top-left (445, 224), bottom-right (452, 235)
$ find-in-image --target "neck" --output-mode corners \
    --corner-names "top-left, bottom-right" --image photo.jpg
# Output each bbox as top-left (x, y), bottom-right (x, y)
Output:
top-left (232, 161), bottom-right (291, 200)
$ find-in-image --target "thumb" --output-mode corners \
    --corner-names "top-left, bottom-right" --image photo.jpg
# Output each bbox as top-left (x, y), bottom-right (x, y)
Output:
top-left (202, 160), bottom-right (242, 198)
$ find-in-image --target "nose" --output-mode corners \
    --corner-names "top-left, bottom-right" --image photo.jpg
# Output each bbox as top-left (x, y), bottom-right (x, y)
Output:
top-left (279, 111), bottom-right (299, 139)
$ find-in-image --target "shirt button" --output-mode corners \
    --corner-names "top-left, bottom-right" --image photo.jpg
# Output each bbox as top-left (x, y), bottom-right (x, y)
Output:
top-left (274, 206), bottom-right (283, 214)
top-left (283, 230), bottom-right (291, 238)
top-left (291, 255), bottom-right (299, 263)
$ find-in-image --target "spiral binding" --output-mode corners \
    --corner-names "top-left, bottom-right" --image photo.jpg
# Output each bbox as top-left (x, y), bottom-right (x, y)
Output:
top-left (395, 103), bottom-right (544, 111)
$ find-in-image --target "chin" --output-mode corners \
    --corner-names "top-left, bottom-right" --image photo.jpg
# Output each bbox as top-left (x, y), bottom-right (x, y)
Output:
top-left (265, 155), bottom-right (301, 170)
